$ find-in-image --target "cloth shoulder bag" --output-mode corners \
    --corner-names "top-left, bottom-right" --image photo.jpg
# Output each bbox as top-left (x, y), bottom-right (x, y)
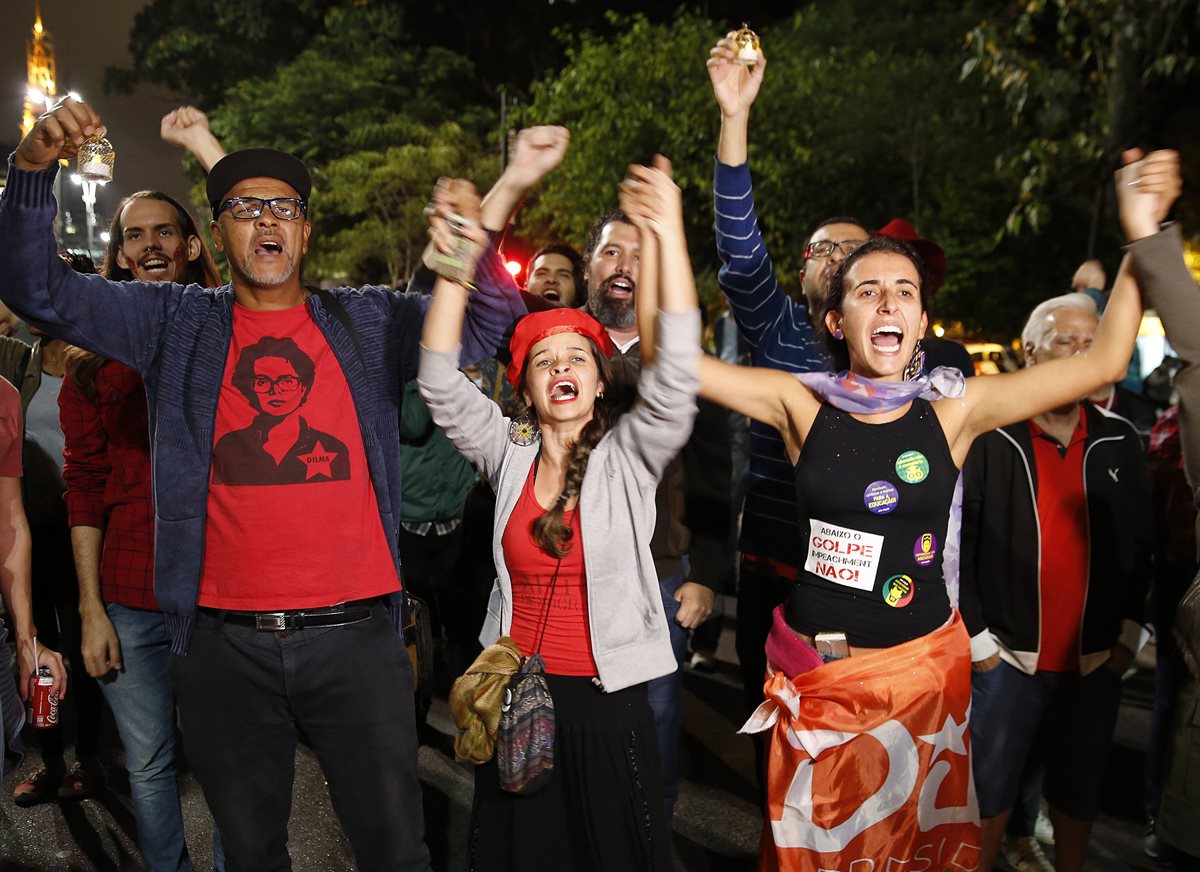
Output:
top-left (495, 555), bottom-right (562, 794)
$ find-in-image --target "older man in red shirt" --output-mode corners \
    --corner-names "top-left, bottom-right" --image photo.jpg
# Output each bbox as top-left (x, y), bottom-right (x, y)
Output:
top-left (960, 290), bottom-right (1152, 871)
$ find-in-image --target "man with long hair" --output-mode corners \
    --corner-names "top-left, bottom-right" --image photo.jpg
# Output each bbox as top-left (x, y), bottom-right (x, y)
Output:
top-left (59, 185), bottom-right (221, 870)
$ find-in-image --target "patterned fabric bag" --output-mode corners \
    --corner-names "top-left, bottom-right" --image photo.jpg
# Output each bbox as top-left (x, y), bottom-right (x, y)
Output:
top-left (496, 552), bottom-right (562, 795)
top-left (496, 652), bottom-right (555, 793)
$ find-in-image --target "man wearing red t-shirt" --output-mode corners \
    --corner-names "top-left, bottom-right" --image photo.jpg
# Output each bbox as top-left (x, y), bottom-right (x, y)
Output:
top-left (961, 293), bottom-right (1152, 871)
top-left (2, 99), bottom-right (524, 872)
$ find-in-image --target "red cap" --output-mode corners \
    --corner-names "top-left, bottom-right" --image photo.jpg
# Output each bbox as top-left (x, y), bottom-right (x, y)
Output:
top-left (875, 218), bottom-right (947, 295)
top-left (506, 308), bottom-right (616, 389)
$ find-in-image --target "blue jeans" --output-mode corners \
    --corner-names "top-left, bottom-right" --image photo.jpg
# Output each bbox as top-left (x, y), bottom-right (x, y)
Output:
top-left (647, 571), bottom-right (688, 830)
top-left (101, 604), bottom-right (194, 872)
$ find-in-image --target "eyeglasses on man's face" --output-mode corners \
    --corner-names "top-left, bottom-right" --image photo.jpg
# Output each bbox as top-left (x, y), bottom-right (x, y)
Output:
top-left (803, 239), bottom-right (865, 260)
top-left (220, 197), bottom-right (308, 221)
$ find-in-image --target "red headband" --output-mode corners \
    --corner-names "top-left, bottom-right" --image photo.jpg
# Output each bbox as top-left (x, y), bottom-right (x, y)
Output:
top-left (506, 308), bottom-right (616, 389)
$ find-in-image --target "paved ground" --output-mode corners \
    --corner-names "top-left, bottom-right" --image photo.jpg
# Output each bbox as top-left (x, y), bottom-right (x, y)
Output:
top-left (0, 601), bottom-right (1176, 870)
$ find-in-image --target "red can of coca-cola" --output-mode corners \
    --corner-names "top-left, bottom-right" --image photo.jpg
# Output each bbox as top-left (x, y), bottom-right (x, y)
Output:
top-left (28, 666), bottom-right (58, 729)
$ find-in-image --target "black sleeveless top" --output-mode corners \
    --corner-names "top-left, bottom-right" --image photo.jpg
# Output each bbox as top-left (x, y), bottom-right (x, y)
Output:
top-left (789, 398), bottom-right (957, 647)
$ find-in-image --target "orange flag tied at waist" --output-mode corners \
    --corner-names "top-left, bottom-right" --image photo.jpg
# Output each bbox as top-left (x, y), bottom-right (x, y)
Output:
top-left (743, 611), bottom-right (980, 871)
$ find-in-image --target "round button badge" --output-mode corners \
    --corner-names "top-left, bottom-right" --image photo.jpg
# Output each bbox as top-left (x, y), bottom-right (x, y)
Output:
top-left (882, 574), bottom-right (915, 608)
top-left (895, 450), bottom-right (930, 484)
top-left (913, 532), bottom-right (938, 567)
top-left (864, 481), bottom-right (899, 515)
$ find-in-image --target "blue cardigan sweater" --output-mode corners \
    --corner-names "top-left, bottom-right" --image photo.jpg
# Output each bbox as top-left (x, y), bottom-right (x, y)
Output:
top-left (0, 159), bottom-right (526, 654)
top-left (713, 159), bottom-right (828, 568)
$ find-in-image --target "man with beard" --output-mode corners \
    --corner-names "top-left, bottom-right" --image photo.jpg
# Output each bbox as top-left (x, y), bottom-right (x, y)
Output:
top-left (706, 35), bottom-right (869, 788)
top-left (57, 186), bottom-right (223, 870)
top-left (0, 97), bottom-right (524, 872)
top-left (582, 206), bottom-right (734, 830)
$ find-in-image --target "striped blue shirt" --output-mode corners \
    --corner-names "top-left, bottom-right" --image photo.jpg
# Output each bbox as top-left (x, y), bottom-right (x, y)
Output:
top-left (713, 159), bottom-right (828, 567)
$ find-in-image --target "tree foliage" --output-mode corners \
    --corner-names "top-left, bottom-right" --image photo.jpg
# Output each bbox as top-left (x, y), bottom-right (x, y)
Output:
top-left (106, 0), bottom-right (787, 108)
top-left (105, 0), bottom-right (341, 107)
top-left (186, 3), bottom-right (499, 286)
top-left (310, 122), bottom-right (495, 285)
top-left (111, 0), bottom-right (1199, 333)
top-left (515, 4), bottom-right (1067, 335)
top-left (964, 0), bottom-right (1200, 240)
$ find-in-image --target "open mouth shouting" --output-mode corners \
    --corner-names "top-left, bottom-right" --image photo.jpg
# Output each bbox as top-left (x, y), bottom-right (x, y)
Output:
top-left (549, 378), bottom-right (580, 404)
top-left (137, 253), bottom-right (173, 279)
top-left (255, 235), bottom-right (285, 257)
top-left (606, 274), bottom-right (634, 300)
top-left (871, 323), bottom-right (904, 355)
top-left (540, 284), bottom-right (561, 303)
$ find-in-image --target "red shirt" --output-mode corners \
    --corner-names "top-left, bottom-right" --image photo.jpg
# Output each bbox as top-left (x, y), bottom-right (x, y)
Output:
top-left (199, 303), bottom-right (399, 610)
top-left (502, 465), bottom-right (596, 676)
top-left (0, 377), bottom-right (22, 478)
top-left (59, 361), bottom-right (157, 610)
top-left (1030, 410), bottom-right (1089, 672)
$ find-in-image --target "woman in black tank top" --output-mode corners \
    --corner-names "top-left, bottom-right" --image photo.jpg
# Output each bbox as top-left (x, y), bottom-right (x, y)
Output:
top-left (700, 234), bottom-right (1144, 647)
top-left (694, 227), bottom-right (1147, 864)
top-left (793, 398), bottom-right (957, 647)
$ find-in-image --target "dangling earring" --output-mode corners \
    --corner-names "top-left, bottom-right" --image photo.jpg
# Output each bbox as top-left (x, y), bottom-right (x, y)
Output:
top-left (903, 339), bottom-right (925, 381)
top-left (509, 411), bottom-right (540, 446)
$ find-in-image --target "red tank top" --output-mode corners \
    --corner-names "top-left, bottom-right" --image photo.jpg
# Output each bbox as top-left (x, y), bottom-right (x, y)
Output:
top-left (502, 465), bottom-right (596, 676)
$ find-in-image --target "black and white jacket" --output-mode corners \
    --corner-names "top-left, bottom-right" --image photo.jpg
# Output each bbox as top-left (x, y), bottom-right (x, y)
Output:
top-left (960, 402), bottom-right (1152, 675)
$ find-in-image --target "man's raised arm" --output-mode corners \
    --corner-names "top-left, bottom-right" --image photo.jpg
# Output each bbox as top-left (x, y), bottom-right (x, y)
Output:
top-left (0, 99), bottom-right (177, 370)
top-left (707, 34), bottom-right (815, 356)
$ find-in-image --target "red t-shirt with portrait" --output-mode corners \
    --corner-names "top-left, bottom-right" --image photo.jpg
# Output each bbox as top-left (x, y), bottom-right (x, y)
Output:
top-left (198, 303), bottom-right (399, 610)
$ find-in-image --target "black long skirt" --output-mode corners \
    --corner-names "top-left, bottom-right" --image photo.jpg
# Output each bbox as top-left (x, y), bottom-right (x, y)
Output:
top-left (468, 674), bottom-right (672, 872)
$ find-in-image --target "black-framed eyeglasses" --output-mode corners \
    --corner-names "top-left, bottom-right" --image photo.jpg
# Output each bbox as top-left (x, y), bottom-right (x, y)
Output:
top-left (252, 374), bottom-right (302, 394)
top-left (219, 197), bottom-right (308, 221)
top-left (803, 239), bottom-right (865, 260)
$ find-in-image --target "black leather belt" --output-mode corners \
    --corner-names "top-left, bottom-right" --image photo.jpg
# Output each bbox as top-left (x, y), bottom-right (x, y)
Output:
top-left (210, 598), bottom-right (381, 632)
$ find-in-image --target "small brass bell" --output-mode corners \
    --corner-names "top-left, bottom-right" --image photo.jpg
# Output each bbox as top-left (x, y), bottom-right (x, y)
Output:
top-left (734, 23), bottom-right (760, 66)
top-left (77, 135), bottom-right (115, 183)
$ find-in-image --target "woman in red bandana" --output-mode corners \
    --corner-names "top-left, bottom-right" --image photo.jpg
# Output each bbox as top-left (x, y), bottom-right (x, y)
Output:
top-left (419, 161), bottom-right (699, 871)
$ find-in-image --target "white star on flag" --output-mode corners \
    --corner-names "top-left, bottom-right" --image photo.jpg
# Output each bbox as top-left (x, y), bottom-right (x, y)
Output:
top-left (918, 712), bottom-right (968, 759)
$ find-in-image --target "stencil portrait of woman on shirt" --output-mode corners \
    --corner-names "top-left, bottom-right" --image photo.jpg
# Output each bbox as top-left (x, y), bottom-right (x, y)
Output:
top-left (212, 334), bottom-right (350, 485)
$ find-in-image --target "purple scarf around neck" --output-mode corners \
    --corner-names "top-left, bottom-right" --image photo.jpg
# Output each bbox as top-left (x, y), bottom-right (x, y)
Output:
top-left (794, 366), bottom-right (966, 412)
top-left (794, 365), bottom-right (967, 608)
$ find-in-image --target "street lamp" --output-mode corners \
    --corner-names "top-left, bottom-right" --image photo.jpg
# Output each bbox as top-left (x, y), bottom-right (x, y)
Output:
top-left (69, 171), bottom-right (102, 256)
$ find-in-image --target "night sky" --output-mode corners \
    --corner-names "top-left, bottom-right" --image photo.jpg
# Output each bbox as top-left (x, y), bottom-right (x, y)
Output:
top-left (2, 0), bottom-right (195, 225)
